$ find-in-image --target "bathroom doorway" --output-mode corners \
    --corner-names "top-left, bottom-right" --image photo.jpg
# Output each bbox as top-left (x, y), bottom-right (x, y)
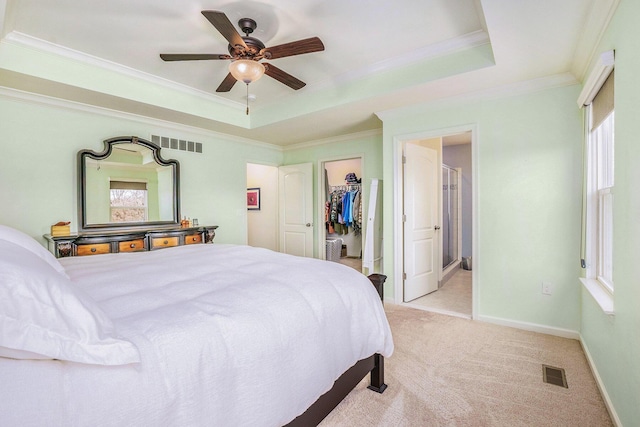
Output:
top-left (399, 131), bottom-right (474, 318)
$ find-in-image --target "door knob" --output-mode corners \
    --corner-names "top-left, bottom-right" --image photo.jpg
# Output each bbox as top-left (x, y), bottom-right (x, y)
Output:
top-left (306, 223), bottom-right (312, 227)
top-left (434, 225), bottom-right (441, 230)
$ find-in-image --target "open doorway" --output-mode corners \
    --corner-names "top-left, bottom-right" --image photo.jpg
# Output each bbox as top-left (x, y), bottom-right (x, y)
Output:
top-left (247, 162), bottom-right (314, 257)
top-left (320, 157), bottom-right (364, 272)
top-left (246, 163), bottom-right (278, 251)
top-left (395, 129), bottom-right (475, 319)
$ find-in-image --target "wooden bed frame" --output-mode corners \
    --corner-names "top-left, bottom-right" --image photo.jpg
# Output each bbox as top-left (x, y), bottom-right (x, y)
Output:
top-left (285, 273), bottom-right (388, 426)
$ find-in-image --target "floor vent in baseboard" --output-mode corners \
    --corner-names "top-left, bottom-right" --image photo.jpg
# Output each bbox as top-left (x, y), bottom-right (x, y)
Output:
top-left (151, 135), bottom-right (203, 154)
top-left (542, 365), bottom-right (568, 388)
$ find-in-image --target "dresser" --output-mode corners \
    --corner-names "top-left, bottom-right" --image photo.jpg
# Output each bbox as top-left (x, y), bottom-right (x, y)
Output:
top-left (44, 226), bottom-right (217, 258)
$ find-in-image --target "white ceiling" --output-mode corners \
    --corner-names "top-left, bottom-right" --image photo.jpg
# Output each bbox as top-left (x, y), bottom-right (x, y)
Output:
top-left (0, 0), bottom-right (614, 146)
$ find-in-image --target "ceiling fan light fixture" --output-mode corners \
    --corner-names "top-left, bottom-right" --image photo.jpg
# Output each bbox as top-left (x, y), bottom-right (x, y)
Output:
top-left (229, 59), bottom-right (265, 84)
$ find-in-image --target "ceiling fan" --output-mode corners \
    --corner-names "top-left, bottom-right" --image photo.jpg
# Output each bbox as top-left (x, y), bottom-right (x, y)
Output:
top-left (160, 10), bottom-right (325, 93)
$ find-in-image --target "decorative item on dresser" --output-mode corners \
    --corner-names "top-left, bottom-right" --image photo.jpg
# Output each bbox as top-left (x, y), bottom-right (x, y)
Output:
top-left (44, 226), bottom-right (218, 258)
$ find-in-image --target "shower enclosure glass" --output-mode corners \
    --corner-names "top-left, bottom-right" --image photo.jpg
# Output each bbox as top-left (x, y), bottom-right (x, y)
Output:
top-left (442, 165), bottom-right (459, 269)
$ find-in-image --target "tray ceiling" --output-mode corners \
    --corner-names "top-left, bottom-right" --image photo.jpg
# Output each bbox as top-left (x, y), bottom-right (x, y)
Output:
top-left (0, 0), bottom-right (613, 145)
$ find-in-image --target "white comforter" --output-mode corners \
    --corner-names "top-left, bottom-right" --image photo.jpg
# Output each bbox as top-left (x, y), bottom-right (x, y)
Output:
top-left (0, 244), bottom-right (393, 426)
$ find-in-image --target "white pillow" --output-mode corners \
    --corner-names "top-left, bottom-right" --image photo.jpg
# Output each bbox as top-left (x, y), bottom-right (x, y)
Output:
top-left (0, 240), bottom-right (140, 365)
top-left (0, 224), bottom-right (68, 278)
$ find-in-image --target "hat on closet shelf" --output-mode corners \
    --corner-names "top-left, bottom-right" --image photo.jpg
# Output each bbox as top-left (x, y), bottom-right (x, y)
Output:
top-left (345, 173), bottom-right (361, 184)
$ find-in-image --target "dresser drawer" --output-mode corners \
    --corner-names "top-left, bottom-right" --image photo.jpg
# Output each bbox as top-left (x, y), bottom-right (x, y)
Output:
top-left (185, 234), bottom-right (203, 245)
top-left (151, 236), bottom-right (179, 249)
top-left (45, 226), bottom-right (217, 258)
top-left (76, 243), bottom-right (111, 256)
top-left (119, 239), bottom-right (145, 252)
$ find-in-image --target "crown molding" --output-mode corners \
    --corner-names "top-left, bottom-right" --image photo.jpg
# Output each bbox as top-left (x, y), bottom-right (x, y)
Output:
top-left (571, 0), bottom-right (620, 82)
top-left (3, 31), bottom-right (244, 110)
top-left (3, 28), bottom-right (492, 129)
top-left (271, 30), bottom-right (491, 105)
top-left (284, 128), bottom-right (382, 151)
top-left (0, 85), bottom-right (283, 151)
top-left (376, 72), bottom-right (578, 121)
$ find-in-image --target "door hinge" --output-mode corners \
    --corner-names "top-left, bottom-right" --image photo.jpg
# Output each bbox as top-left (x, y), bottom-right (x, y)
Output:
top-left (402, 272), bottom-right (407, 280)
top-left (402, 214), bottom-right (407, 222)
top-left (402, 155), bottom-right (407, 164)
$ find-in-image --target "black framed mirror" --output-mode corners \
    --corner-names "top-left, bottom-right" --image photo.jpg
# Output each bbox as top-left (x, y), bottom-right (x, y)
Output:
top-left (78, 136), bottom-right (180, 231)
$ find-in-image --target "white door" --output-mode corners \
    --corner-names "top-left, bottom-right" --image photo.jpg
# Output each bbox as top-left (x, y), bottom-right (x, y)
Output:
top-left (279, 163), bottom-right (313, 257)
top-left (403, 142), bottom-right (439, 302)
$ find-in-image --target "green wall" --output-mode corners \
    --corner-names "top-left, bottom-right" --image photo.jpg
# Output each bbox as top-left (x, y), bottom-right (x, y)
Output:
top-left (578, 0), bottom-right (640, 424)
top-left (283, 132), bottom-right (383, 258)
top-left (0, 96), bottom-right (282, 245)
top-left (380, 84), bottom-right (584, 332)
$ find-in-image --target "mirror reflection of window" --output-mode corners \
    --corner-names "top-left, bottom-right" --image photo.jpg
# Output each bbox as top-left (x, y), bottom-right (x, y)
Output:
top-left (109, 181), bottom-right (148, 222)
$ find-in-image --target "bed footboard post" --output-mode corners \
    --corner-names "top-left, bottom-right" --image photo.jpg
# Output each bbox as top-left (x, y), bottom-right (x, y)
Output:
top-left (366, 274), bottom-right (388, 394)
top-left (367, 273), bottom-right (386, 301)
top-left (367, 353), bottom-right (387, 393)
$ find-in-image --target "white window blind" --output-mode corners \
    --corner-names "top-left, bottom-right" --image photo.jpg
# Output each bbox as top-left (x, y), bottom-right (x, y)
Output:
top-left (110, 181), bottom-right (147, 191)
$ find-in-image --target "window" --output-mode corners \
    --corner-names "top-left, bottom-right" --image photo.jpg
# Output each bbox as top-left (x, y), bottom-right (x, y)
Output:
top-left (584, 71), bottom-right (614, 296)
top-left (589, 111), bottom-right (614, 291)
top-left (110, 180), bottom-right (148, 222)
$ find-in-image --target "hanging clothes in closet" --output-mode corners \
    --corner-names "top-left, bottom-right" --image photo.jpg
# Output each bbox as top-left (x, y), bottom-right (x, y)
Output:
top-left (325, 182), bottom-right (362, 236)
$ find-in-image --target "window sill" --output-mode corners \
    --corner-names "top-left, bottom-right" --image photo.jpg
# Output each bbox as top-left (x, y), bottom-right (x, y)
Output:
top-left (580, 278), bottom-right (615, 315)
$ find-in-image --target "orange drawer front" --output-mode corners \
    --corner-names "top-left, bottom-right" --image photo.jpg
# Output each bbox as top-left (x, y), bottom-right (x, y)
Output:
top-left (76, 243), bottom-right (110, 256)
top-left (185, 234), bottom-right (202, 245)
top-left (119, 239), bottom-right (145, 252)
top-left (151, 237), bottom-right (178, 248)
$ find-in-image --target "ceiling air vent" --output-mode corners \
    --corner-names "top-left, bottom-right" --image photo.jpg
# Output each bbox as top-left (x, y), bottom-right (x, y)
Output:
top-left (151, 135), bottom-right (203, 154)
top-left (542, 365), bottom-right (568, 388)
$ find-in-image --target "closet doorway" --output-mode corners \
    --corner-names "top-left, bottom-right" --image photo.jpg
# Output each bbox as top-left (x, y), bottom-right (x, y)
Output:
top-left (396, 129), bottom-right (475, 319)
top-left (320, 157), bottom-right (364, 272)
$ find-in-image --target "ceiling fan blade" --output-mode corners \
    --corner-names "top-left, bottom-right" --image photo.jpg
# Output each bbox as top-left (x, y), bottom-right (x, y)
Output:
top-left (216, 73), bottom-right (237, 92)
top-left (264, 64), bottom-right (306, 90)
top-left (160, 53), bottom-right (231, 61)
top-left (201, 10), bottom-right (247, 49)
top-left (262, 37), bottom-right (324, 60)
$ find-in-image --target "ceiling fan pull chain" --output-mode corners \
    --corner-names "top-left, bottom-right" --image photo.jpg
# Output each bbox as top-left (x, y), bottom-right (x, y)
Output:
top-left (246, 84), bottom-right (250, 115)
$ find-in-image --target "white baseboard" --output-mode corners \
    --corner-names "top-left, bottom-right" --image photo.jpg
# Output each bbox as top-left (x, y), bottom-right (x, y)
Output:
top-left (579, 335), bottom-right (622, 427)
top-left (477, 315), bottom-right (581, 340)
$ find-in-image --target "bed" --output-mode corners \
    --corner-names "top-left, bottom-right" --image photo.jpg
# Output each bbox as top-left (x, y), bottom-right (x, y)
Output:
top-left (0, 225), bottom-right (393, 426)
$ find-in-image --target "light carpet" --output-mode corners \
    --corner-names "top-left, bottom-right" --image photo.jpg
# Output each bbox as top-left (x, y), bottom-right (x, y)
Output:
top-left (320, 304), bottom-right (612, 426)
